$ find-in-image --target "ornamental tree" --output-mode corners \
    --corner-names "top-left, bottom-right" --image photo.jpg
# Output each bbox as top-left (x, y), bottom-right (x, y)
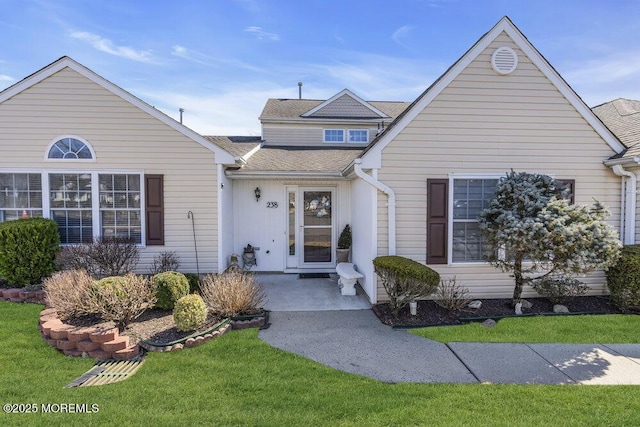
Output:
top-left (478, 171), bottom-right (621, 305)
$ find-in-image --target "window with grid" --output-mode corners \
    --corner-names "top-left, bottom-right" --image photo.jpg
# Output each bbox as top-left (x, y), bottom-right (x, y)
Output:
top-left (0, 173), bottom-right (43, 222)
top-left (99, 174), bottom-right (142, 243)
top-left (323, 129), bottom-right (344, 143)
top-left (49, 173), bottom-right (93, 244)
top-left (47, 137), bottom-right (93, 159)
top-left (452, 178), bottom-right (498, 262)
top-left (348, 129), bottom-right (368, 143)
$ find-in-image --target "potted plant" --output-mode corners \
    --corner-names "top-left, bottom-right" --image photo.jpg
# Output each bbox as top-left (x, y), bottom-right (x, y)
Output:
top-left (336, 224), bottom-right (352, 263)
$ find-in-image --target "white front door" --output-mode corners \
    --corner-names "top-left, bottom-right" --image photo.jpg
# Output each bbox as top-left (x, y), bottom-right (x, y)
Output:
top-left (300, 188), bottom-right (335, 267)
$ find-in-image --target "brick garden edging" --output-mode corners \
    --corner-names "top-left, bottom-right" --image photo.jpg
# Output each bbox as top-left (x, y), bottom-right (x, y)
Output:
top-left (38, 308), bottom-right (140, 361)
top-left (0, 288), bottom-right (46, 304)
top-left (9, 299), bottom-right (267, 360)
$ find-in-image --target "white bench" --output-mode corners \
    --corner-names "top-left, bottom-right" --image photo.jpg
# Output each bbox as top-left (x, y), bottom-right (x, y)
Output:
top-left (336, 262), bottom-right (364, 296)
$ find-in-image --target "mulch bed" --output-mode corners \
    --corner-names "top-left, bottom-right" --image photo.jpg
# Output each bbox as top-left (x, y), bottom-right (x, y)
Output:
top-left (65, 309), bottom-right (226, 345)
top-left (373, 296), bottom-right (625, 328)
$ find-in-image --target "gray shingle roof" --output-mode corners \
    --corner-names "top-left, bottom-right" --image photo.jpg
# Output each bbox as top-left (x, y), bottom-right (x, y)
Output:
top-left (237, 146), bottom-right (362, 173)
top-left (260, 98), bottom-right (410, 121)
top-left (593, 99), bottom-right (640, 159)
top-left (202, 136), bottom-right (261, 158)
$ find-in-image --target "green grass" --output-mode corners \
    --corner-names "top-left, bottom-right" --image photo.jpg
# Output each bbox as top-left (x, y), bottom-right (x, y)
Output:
top-left (411, 314), bottom-right (640, 344)
top-left (2, 302), bottom-right (640, 426)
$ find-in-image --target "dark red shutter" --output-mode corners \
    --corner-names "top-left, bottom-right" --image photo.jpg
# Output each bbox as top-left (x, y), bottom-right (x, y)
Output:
top-left (145, 175), bottom-right (164, 245)
top-left (559, 179), bottom-right (575, 204)
top-left (427, 179), bottom-right (448, 264)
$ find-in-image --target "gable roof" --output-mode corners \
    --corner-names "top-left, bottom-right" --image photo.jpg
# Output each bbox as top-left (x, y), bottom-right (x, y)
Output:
top-left (0, 56), bottom-right (236, 164)
top-left (358, 16), bottom-right (626, 169)
top-left (259, 96), bottom-right (410, 122)
top-left (301, 89), bottom-right (389, 119)
top-left (593, 99), bottom-right (640, 160)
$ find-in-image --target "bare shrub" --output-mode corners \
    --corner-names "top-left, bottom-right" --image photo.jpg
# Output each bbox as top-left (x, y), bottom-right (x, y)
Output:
top-left (55, 237), bottom-right (139, 278)
top-left (88, 273), bottom-right (156, 331)
top-left (531, 276), bottom-right (588, 304)
top-left (200, 271), bottom-right (265, 317)
top-left (434, 276), bottom-right (471, 312)
top-left (149, 251), bottom-right (181, 275)
top-left (43, 269), bottom-right (94, 320)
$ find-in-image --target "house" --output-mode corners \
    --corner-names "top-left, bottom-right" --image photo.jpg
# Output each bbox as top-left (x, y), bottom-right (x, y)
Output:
top-left (0, 16), bottom-right (630, 304)
top-left (593, 98), bottom-right (640, 246)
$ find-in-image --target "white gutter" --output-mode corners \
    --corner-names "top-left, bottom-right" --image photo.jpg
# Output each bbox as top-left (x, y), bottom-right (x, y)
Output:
top-left (611, 164), bottom-right (636, 244)
top-left (353, 158), bottom-right (396, 255)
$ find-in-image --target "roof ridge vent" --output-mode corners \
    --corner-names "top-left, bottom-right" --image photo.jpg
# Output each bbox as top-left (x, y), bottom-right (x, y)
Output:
top-left (491, 46), bottom-right (518, 75)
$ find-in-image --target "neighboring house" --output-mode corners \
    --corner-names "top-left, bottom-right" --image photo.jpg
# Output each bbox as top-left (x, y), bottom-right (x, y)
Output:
top-left (0, 16), bottom-right (631, 303)
top-left (593, 98), bottom-right (640, 245)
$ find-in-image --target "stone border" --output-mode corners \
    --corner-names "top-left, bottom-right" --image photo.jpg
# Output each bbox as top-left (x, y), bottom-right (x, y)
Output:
top-left (26, 302), bottom-right (268, 359)
top-left (230, 311), bottom-right (269, 330)
top-left (39, 308), bottom-right (140, 360)
top-left (0, 288), bottom-right (45, 304)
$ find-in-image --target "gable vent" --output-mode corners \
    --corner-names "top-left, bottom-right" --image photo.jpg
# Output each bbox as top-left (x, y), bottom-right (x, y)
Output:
top-left (491, 46), bottom-right (518, 75)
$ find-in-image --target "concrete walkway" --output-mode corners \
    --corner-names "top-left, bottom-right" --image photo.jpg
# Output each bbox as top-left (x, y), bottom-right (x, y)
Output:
top-left (259, 310), bottom-right (640, 385)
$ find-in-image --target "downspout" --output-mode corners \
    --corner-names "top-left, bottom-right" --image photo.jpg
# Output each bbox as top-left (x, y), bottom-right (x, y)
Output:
top-left (611, 164), bottom-right (636, 244)
top-left (353, 159), bottom-right (396, 255)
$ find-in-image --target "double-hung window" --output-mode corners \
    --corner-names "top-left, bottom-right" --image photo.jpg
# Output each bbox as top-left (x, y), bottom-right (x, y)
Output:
top-left (99, 174), bottom-right (142, 243)
top-left (0, 173), bottom-right (43, 221)
top-left (451, 178), bottom-right (498, 263)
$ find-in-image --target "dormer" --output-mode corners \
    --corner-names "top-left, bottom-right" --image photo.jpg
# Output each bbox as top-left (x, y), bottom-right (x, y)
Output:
top-left (259, 89), bottom-right (410, 147)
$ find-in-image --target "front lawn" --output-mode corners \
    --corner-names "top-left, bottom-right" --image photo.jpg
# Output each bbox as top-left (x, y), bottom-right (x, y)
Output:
top-left (410, 314), bottom-right (640, 344)
top-left (2, 302), bottom-right (640, 426)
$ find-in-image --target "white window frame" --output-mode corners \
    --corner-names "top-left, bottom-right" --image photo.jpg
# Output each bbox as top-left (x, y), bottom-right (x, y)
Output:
top-left (323, 129), bottom-right (345, 143)
top-left (0, 169), bottom-right (146, 247)
top-left (347, 129), bottom-right (369, 143)
top-left (44, 135), bottom-right (96, 162)
top-left (448, 173), bottom-right (501, 265)
top-left (0, 171), bottom-right (44, 221)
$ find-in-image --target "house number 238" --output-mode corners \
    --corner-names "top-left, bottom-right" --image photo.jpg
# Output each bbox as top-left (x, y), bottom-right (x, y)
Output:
top-left (266, 202), bottom-right (278, 208)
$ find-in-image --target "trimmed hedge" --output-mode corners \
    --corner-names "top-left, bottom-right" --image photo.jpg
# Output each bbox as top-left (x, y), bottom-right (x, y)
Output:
top-left (373, 255), bottom-right (440, 316)
top-left (606, 245), bottom-right (640, 311)
top-left (154, 271), bottom-right (190, 310)
top-left (0, 218), bottom-right (60, 286)
top-left (173, 294), bottom-right (208, 332)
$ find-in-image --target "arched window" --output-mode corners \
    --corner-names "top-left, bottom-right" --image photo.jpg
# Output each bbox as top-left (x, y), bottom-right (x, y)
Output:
top-left (47, 137), bottom-right (94, 160)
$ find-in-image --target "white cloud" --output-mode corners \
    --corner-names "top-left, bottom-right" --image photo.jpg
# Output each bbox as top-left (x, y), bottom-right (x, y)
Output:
top-left (391, 25), bottom-right (416, 50)
top-left (562, 51), bottom-right (640, 105)
top-left (171, 44), bottom-right (265, 72)
top-left (70, 31), bottom-right (155, 63)
top-left (142, 85), bottom-right (290, 135)
top-left (0, 74), bottom-right (13, 83)
top-left (244, 26), bottom-right (280, 41)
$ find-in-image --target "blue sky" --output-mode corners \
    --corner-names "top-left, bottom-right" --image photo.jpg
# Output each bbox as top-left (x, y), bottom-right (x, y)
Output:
top-left (0, 0), bottom-right (639, 135)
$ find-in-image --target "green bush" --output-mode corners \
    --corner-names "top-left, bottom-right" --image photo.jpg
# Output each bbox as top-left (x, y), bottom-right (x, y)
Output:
top-left (0, 218), bottom-right (60, 286)
top-left (373, 255), bottom-right (440, 316)
top-left (606, 245), bottom-right (640, 311)
top-left (173, 294), bottom-right (207, 332)
top-left (338, 225), bottom-right (352, 249)
top-left (183, 273), bottom-right (201, 294)
top-left (153, 271), bottom-right (190, 309)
